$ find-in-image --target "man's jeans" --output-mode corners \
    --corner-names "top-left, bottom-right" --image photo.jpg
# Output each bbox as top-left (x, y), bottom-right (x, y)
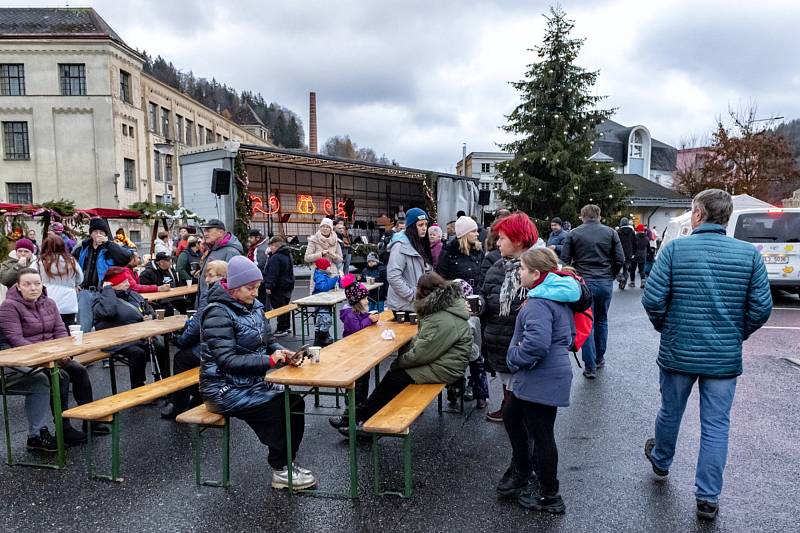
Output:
top-left (77, 289), bottom-right (98, 332)
top-left (651, 368), bottom-right (737, 503)
top-left (581, 279), bottom-right (614, 370)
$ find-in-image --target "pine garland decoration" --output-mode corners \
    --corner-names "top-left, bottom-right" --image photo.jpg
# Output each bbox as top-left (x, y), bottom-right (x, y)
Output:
top-left (233, 151), bottom-right (252, 245)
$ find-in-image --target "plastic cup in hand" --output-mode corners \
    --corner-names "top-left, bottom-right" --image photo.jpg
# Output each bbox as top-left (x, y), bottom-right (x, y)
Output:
top-left (308, 346), bottom-right (321, 364)
top-left (71, 331), bottom-right (83, 345)
top-left (155, 309), bottom-right (166, 321)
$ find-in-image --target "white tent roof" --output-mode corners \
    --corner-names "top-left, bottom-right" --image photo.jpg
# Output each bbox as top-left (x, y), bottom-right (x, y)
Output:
top-left (730, 194), bottom-right (774, 209)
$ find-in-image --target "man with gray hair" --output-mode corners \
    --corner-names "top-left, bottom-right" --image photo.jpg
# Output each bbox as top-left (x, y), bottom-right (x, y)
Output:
top-left (560, 204), bottom-right (625, 379)
top-left (642, 189), bottom-right (772, 521)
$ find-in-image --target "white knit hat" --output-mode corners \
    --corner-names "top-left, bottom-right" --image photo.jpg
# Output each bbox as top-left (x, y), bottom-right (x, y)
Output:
top-left (320, 218), bottom-right (334, 229)
top-left (454, 216), bottom-right (478, 238)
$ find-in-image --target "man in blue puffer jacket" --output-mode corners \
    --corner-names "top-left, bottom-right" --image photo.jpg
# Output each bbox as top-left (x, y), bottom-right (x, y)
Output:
top-left (641, 189), bottom-right (772, 521)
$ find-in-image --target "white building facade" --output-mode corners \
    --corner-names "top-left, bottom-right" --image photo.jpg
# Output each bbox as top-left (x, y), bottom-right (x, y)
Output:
top-left (455, 151), bottom-right (513, 215)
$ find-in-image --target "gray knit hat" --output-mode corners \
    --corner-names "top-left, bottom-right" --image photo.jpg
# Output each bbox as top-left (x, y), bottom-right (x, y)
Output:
top-left (226, 256), bottom-right (263, 289)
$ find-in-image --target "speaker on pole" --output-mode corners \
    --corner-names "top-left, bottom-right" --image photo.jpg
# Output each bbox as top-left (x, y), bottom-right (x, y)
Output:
top-left (478, 190), bottom-right (491, 206)
top-left (211, 168), bottom-right (231, 196)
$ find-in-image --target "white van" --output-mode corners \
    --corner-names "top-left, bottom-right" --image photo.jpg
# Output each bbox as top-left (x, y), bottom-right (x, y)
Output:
top-left (730, 208), bottom-right (800, 293)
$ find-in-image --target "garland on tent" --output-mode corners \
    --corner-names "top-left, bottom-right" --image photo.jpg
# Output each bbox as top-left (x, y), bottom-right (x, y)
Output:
top-left (423, 172), bottom-right (438, 222)
top-left (128, 202), bottom-right (203, 223)
top-left (233, 151), bottom-right (252, 246)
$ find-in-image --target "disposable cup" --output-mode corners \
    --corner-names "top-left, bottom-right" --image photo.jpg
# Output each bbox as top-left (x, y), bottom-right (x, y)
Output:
top-left (155, 309), bottom-right (166, 320)
top-left (186, 280), bottom-right (193, 287)
top-left (308, 346), bottom-right (321, 364)
top-left (68, 325), bottom-right (82, 333)
top-left (71, 331), bottom-right (83, 345)
top-left (408, 313), bottom-right (418, 325)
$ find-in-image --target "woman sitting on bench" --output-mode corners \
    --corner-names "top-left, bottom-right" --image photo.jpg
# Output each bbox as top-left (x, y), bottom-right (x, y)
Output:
top-left (330, 272), bottom-right (472, 436)
top-left (199, 256), bottom-right (317, 490)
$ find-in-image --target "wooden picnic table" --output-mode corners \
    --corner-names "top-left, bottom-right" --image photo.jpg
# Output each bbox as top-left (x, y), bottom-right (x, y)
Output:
top-left (291, 283), bottom-right (383, 342)
top-left (266, 309), bottom-right (417, 498)
top-left (0, 314), bottom-right (187, 469)
top-left (141, 284), bottom-right (198, 302)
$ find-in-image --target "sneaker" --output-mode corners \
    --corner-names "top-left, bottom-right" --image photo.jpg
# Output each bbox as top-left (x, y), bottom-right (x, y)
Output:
top-left (518, 490), bottom-right (566, 514)
top-left (595, 359), bottom-right (606, 369)
top-left (628, 282), bottom-right (636, 288)
top-left (337, 424), bottom-right (371, 441)
top-left (463, 388), bottom-right (474, 402)
top-left (274, 330), bottom-right (290, 338)
top-left (644, 438), bottom-right (669, 479)
top-left (582, 369), bottom-right (596, 380)
top-left (618, 281), bottom-right (626, 290)
top-left (640, 280), bottom-right (646, 289)
top-left (497, 466), bottom-right (533, 499)
top-left (271, 465), bottom-right (317, 490)
top-left (63, 425), bottom-right (87, 446)
top-left (446, 386), bottom-right (458, 406)
top-left (26, 428), bottom-right (58, 453)
top-left (160, 402), bottom-right (182, 420)
top-left (696, 500), bottom-right (718, 520)
top-left (328, 415), bottom-right (348, 430)
top-left (475, 398), bottom-right (488, 409)
top-left (486, 407), bottom-right (504, 422)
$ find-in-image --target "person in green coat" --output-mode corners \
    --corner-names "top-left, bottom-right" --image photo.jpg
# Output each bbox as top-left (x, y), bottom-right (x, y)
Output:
top-left (332, 272), bottom-right (472, 434)
top-left (175, 237), bottom-right (201, 285)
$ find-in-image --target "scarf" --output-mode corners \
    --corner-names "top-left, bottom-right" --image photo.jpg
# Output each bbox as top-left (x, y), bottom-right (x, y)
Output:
top-left (247, 239), bottom-right (266, 261)
top-left (499, 258), bottom-right (526, 317)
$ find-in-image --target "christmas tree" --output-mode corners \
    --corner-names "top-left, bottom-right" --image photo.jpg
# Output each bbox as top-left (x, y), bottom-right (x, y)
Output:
top-left (498, 6), bottom-right (629, 225)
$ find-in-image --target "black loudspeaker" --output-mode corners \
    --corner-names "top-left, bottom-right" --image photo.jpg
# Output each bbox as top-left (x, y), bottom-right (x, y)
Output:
top-left (211, 168), bottom-right (231, 196)
top-left (478, 190), bottom-right (491, 206)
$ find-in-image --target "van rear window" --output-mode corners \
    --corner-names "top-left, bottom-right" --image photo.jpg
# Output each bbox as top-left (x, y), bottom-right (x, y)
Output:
top-left (734, 212), bottom-right (800, 243)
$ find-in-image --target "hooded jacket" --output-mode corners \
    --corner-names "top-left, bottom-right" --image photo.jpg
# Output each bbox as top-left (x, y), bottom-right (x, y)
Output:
top-left (435, 238), bottom-right (485, 289)
top-left (617, 224), bottom-right (636, 260)
top-left (139, 260), bottom-right (178, 288)
top-left (391, 282), bottom-right (471, 384)
top-left (385, 232), bottom-right (432, 312)
top-left (312, 268), bottom-right (339, 294)
top-left (546, 229), bottom-right (568, 258)
top-left (263, 245), bottom-right (295, 292)
top-left (507, 274), bottom-right (579, 407)
top-left (198, 233), bottom-right (243, 299)
top-left (0, 286), bottom-right (68, 346)
top-left (123, 266), bottom-right (158, 293)
top-left (304, 230), bottom-right (343, 294)
top-left (642, 223), bottom-right (772, 378)
top-left (73, 238), bottom-right (132, 290)
top-left (340, 305), bottom-right (374, 337)
top-left (92, 284), bottom-right (156, 334)
top-left (479, 249), bottom-right (501, 288)
top-left (361, 261), bottom-right (388, 301)
top-left (199, 283), bottom-right (285, 414)
top-left (0, 251), bottom-right (38, 288)
top-left (37, 256), bottom-right (83, 314)
top-left (176, 247), bottom-right (202, 284)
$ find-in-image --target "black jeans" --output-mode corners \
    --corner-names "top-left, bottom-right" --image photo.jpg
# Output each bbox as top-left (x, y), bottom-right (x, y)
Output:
top-left (234, 393), bottom-right (305, 470)
top-left (355, 368), bottom-right (414, 423)
top-left (269, 289), bottom-right (293, 332)
top-left (168, 348), bottom-right (201, 410)
top-left (115, 338), bottom-right (170, 388)
top-left (630, 259), bottom-right (646, 283)
top-left (503, 394), bottom-right (560, 495)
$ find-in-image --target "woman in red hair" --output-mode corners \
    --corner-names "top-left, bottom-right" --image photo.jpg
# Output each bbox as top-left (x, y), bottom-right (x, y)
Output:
top-left (480, 213), bottom-right (539, 425)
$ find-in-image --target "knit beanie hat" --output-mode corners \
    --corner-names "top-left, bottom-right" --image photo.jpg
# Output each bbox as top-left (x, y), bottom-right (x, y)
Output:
top-left (405, 208), bottom-right (428, 227)
top-left (454, 216), bottom-right (478, 238)
top-left (226, 256), bottom-right (263, 289)
top-left (320, 218), bottom-right (334, 229)
top-left (315, 257), bottom-right (331, 271)
top-left (367, 252), bottom-right (379, 263)
top-left (15, 238), bottom-right (35, 253)
top-left (89, 217), bottom-right (111, 236)
top-left (635, 223), bottom-right (645, 232)
top-left (454, 278), bottom-right (473, 297)
top-left (51, 222), bottom-right (65, 233)
top-left (345, 281), bottom-right (369, 305)
top-left (551, 217), bottom-right (562, 226)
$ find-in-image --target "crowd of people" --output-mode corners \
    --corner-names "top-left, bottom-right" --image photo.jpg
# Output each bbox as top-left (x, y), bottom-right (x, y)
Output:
top-left (0, 188), bottom-right (772, 520)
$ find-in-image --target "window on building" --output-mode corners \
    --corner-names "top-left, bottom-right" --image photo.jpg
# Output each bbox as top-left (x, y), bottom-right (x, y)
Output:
top-left (119, 70), bottom-right (131, 103)
top-left (164, 154), bottom-right (173, 182)
top-left (630, 130), bottom-right (643, 159)
top-left (198, 126), bottom-right (205, 145)
top-left (481, 163), bottom-right (491, 173)
top-left (154, 150), bottom-right (162, 182)
top-left (185, 119), bottom-right (194, 146)
top-left (148, 102), bottom-right (158, 134)
top-left (161, 108), bottom-right (170, 139)
top-left (128, 230), bottom-right (142, 248)
top-left (155, 195), bottom-right (163, 204)
top-left (123, 158), bottom-right (136, 190)
top-left (59, 64), bottom-right (86, 96)
top-left (6, 182), bottom-right (32, 204)
top-left (2, 122), bottom-right (30, 160)
top-left (223, 136), bottom-right (229, 142)
top-left (0, 64), bottom-right (25, 95)
top-left (122, 124), bottom-right (128, 137)
top-left (175, 114), bottom-right (184, 143)
top-left (216, 133), bottom-right (222, 143)
top-left (207, 128), bottom-right (213, 143)
top-left (129, 125), bottom-right (134, 139)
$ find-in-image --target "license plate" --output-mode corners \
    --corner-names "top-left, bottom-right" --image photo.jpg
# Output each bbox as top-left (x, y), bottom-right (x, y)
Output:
top-left (763, 255), bottom-right (789, 264)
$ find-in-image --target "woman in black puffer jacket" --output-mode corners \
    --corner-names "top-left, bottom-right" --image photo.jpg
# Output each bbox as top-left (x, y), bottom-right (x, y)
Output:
top-left (199, 256), bottom-right (316, 490)
top-left (436, 216), bottom-right (485, 290)
top-left (480, 214), bottom-right (539, 423)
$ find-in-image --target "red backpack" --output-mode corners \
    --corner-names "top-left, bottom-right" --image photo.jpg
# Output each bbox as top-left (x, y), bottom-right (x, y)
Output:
top-left (554, 270), bottom-right (594, 363)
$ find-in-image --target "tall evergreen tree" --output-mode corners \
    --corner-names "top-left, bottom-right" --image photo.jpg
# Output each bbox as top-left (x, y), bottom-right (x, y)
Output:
top-left (498, 6), bottom-right (629, 225)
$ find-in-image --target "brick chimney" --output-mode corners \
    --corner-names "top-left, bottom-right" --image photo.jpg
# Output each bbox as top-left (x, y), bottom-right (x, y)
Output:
top-left (309, 91), bottom-right (318, 153)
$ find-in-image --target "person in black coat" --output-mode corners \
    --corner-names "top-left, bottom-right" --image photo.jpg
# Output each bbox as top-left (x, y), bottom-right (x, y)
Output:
top-left (436, 216), bottom-right (485, 291)
top-left (92, 267), bottom-right (170, 388)
top-left (616, 218), bottom-right (637, 290)
top-left (139, 251), bottom-right (188, 315)
top-left (361, 252), bottom-right (388, 312)
top-left (631, 224), bottom-right (650, 288)
top-left (263, 236), bottom-right (296, 335)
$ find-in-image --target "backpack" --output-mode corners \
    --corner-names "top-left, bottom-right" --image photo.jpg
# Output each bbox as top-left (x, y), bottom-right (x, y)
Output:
top-left (555, 271), bottom-right (594, 362)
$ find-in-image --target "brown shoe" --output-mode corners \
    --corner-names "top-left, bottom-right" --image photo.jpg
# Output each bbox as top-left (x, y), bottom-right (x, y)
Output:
top-left (485, 385), bottom-right (509, 422)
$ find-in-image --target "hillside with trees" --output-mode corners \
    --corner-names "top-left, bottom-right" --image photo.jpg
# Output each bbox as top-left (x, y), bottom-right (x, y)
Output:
top-left (321, 135), bottom-right (398, 165)
top-left (142, 52), bottom-right (304, 148)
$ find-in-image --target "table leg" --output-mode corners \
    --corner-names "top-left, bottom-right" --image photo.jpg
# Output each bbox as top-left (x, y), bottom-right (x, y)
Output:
top-left (332, 305), bottom-right (339, 341)
top-left (284, 387), bottom-right (294, 493)
top-left (348, 387), bottom-right (357, 498)
top-left (49, 364), bottom-right (66, 469)
top-left (1, 369), bottom-right (13, 465)
top-left (300, 309), bottom-right (306, 345)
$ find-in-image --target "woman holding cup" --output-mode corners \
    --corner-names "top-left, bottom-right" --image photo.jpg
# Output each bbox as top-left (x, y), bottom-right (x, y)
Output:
top-left (0, 268), bottom-right (100, 445)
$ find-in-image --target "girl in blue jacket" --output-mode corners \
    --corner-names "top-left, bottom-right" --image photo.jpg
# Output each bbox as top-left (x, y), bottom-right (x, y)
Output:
top-left (499, 248), bottom-right (579, 514)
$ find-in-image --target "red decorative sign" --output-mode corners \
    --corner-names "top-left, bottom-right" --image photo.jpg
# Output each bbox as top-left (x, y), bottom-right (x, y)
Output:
top-left (323, 198), bottom-right (334, 216)
top-left (337, 201), bottom-right (347, 219)
top-left (297, 195), bottom-right (317, 215)
top-left (250, 194), bottom-right (280, 217)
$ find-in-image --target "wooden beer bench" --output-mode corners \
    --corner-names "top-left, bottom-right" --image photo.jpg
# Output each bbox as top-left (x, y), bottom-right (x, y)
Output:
top-left (62, 368), bottom-right (199, 482)
top-left (175, 404), bottom-right (230, 488)
top-left (363, 383), bottom-right (446, 498)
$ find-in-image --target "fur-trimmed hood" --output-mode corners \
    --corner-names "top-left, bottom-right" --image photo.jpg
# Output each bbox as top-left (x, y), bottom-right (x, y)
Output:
top-left (414, 282), bottom-right (467, 319)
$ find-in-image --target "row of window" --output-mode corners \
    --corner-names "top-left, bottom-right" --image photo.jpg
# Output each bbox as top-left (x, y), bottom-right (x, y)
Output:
top-left (147, 101), bottom-right (228, 145)
top-left (120, 154), bottom-right (174, 191)
top-left (0, 63), bottom-right (135, 104)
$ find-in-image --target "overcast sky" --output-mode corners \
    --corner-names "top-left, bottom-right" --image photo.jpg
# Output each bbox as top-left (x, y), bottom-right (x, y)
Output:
top-left (12, 0), bottom-right (800, 172)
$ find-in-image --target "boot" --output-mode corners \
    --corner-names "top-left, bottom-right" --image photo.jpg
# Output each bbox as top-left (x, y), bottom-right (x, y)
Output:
top-left (486, 385), bottom-right (509, 422)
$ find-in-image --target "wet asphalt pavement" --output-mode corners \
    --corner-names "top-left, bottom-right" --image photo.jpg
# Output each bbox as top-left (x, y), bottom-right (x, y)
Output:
top-left (0, 284), bottom-right (798, 533)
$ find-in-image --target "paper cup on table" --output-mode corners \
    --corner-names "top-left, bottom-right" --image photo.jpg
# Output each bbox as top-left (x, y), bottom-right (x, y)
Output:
top-left (366, 276), bottom-right (375, 285)
top-left (155, 309), bottom-right (166, 320)
top-left (395, 312), bottom-right (406, 323)
top-left (186, 280), bottom-right (193, 287)
top-left (408, 313), bottom-right (418, 325)
top-left (308, 346), bottom-right (321, 364)
top-left (68, 325), bottom-right (82, 334)
top-left (71, 331), bottom-right (83, 345)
